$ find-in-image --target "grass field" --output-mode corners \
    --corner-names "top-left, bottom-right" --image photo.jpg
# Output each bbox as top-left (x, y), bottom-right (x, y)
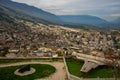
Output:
top-left (66, 58), bottom-right (120, 78)
top-left (0, 64), bottom-right (56, 80)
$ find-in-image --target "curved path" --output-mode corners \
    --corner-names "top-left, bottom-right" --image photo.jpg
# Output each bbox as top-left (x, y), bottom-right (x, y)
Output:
top-left (0, 61), bottom-right (66, 80)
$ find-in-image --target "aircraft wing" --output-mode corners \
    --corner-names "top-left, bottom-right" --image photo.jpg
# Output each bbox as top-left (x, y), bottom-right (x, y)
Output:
top-left (80, 61), bottom-right (99, 72)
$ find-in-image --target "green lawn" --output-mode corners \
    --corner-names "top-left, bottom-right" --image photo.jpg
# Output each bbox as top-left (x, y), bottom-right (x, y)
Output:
top-left (66, 58), bottom-right (120, 78)
top-left (0, 64), bottom-right (56, 80)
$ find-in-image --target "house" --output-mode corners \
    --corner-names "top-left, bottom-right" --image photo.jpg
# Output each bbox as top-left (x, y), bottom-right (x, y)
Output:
top-left (9, 49), bottom-right (19, 53)
top-left (91, 51), bottom-right (104, 57)
top-left (38, 47), bottom-right (52, 52)
top-left (52, 54), bottom-right (58, 58)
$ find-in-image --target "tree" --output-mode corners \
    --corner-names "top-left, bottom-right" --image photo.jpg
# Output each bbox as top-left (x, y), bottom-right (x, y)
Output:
top-left (0, 47), bottom-right (9, 57)
top-left (56, 49), bottom-right (63, 56)
top-left (31, 45), bottom-right (38, 50)
top-left (104, 48), bottom-right (120, 80)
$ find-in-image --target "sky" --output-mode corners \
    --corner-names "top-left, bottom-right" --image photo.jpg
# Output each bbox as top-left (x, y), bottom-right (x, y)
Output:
top-left (12, 0), bottom-right (120, 21)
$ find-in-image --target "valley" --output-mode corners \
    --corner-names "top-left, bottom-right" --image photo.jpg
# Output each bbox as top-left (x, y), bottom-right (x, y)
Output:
top-left (0, 0), bottom-right (120, 80)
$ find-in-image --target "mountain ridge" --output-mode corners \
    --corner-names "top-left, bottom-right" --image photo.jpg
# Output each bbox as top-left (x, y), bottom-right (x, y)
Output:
top-left (58, 15), bottom-right (109, 26)
top-left (0, 0), bottom-right (119, 30)
top-left (111, 17), bottom-right (120, 24)
top-left (0, 0), bottom-right (62, 24)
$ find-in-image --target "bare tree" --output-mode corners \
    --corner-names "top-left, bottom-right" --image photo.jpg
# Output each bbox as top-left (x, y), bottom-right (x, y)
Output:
top-left (104, 48), bottom-right (120, 80)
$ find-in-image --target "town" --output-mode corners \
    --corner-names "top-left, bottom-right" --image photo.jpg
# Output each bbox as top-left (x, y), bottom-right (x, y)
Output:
top-left (0, 20), bottom-right (120, 59)
top-left (0, 0), bottom-right (120, 80)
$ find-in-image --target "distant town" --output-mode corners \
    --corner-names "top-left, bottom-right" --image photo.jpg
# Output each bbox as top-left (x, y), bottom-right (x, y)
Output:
top-left (0, 0), bottom-right (120, 79)
top-left (0, 20), bottom-right (120, 59)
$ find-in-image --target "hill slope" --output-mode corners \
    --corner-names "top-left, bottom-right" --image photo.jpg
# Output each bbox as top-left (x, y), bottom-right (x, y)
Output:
top-left (111, 17), bottom-right (120, 24)
top-left (59, 15), bottom-right (109, 26)
top-left (0, 0), bottom-right (61, 24)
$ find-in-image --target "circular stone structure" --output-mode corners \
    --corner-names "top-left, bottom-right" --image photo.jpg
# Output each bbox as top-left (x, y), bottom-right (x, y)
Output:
top-left (14, 67), bottom-right (36, 76)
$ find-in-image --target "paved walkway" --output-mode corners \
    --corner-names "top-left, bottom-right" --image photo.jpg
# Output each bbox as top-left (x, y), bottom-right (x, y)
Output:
top-left (0, 61), bottom-right (66, 80)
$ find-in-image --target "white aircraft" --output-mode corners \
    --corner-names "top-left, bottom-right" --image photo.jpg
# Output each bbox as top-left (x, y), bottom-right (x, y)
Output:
top-left (76, 53), bottom-right (113, 73)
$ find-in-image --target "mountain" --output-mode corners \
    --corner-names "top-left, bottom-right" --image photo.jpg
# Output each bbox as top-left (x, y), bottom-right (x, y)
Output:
top-left (0, 0), bottom-right (98, 30)
top-left (59, 15), bottom-right (109, 26)
top-left (0, 12), bottom-right (31, 33)
top-left (111, 17), bottom-right (120, 24)
top-left (0, 0), bottom-right (119, 31)
top-left (0, 0), bottom-right (61, 24)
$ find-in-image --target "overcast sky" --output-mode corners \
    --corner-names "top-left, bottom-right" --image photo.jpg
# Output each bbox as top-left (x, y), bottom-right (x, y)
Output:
top-left (12, 0), bottom-right (120, 21)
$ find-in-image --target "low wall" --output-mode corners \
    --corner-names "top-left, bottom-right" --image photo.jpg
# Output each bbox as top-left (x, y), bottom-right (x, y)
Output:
top-left (63, 57), bottom-right (70, 80)
top-left (0, 57), bottom-right (63, 62)
top-left (0, 57), bottom-right (63, 60)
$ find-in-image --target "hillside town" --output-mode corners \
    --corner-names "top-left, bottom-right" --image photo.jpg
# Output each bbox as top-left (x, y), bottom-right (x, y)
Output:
top-left (1, 0), bottom-right (120, 80)
top-left (0, 21), bottom-right (120, 58)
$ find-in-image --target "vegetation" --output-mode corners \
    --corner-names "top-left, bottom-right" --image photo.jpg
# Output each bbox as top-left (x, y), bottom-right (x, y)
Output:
top-left (56, 49), bottom-right (63, 56)
top-left (66, 58), bottom-right (120, 78)
top-left (66, 58), bottom-right (84, 77)
top-left (0, 64), bottom-right (56, 80)
top-left (16, 17), bottom-right (37, 25)
top-left (104, 48), bottom-right (120, 79)
top-left (0, 12), bottom-right (15, 24)
top-left (0, 47), bottom-right (9, 57)
top-left (115, 45), bottom-right (120, 49)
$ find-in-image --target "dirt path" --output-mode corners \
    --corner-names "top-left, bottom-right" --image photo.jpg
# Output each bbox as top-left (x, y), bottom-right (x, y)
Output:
top-left (0, 61), bottom-right (66, 80)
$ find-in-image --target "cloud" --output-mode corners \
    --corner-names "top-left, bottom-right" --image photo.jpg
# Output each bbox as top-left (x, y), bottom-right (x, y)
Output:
top-left (12, 0), bottom-right (120, 20)
top-left (110, 14), bottom-right (120, 17)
